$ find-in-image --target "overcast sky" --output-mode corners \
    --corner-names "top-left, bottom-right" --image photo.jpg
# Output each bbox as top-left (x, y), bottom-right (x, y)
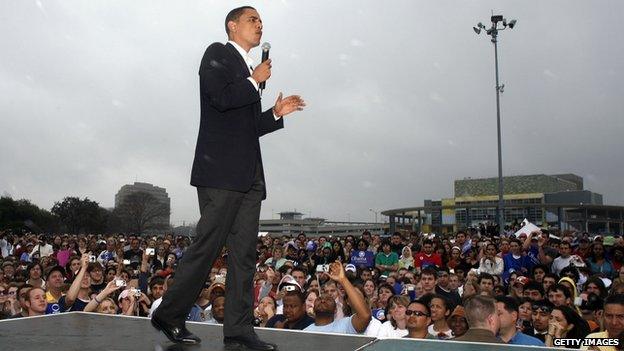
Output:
top-left (2, 0), bottom-right (623, 226)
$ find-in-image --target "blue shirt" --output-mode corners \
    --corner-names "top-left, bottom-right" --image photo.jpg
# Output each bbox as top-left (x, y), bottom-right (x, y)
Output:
top-left (304, 316), bottom-right (357, 334)
top-left (502, 253), bottom-right (533, 282)
top-left (508, 331), bottom-right (545, 346)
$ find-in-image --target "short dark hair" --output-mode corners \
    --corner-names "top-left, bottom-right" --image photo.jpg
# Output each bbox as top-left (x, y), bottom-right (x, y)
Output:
top-left (149, 276), bottom-right (165, 289)
top-left (284, 290), bottom-right (305, 304)
top-left (408, 300), bottom-right (431, 316)
top-left (523, 281), bottom-right (544, 296)
top-left (532, 264), bottom-right (550, 275)
top-left (495, 295), bottom-right (519, 314)
top-left (560, 266), bottom-right (579, 282)
top-left (543, 272), bottom-right (559, 281)
top-left (290, 266), bottom-right (308, 276)
top-left (421, 267), bottom-right (437, 279)
top-left (605, 293), bottom-right (624, 307)
top-left (478, 272), bottom-right (494, 284)
top-left (549, 283), bottom-right (572, 299)
top-left (225, 6), bottom-right (256, 36)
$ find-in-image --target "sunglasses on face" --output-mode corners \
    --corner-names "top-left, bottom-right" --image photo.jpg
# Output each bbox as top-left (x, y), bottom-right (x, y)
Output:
top-left (405, 310), bottom-right (429, 317)
top-left (532, 305), bottom-right (552, 314)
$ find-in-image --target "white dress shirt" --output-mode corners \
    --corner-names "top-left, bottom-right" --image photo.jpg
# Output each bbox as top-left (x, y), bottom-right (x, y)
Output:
top-left (227, 40), bottom-right (280, 120)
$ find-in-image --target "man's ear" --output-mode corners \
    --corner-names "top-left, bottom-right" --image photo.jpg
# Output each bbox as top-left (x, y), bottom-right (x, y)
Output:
top-left (227, 21), bottom-right (237, 35)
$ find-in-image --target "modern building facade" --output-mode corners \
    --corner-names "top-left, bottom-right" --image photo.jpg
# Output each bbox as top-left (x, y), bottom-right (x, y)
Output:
top-left (114, 182), bottom-right (171, 228)
top-left (259, 212), bottom-right (387, 237)
top-left (382, 174), bottom-right (623, 235)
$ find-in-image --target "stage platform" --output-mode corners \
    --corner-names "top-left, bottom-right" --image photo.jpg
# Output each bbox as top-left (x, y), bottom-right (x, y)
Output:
top-left (0, 312), bottom-right (563, 351)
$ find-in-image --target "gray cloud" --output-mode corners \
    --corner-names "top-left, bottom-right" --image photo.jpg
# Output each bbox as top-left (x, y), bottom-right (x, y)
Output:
top-left (1, 0), bottom-right (623, 226)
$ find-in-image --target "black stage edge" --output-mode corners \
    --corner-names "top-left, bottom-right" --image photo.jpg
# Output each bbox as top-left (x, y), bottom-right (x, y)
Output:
top-left (0, 312), bottom-right (375, 351)
top-left (0, 313), bottom-right (565, 351)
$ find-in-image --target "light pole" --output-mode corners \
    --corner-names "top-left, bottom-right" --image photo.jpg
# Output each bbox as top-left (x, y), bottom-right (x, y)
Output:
top-left (473, 15), bottom-right (516, 235)
top-left (369, 209), bottom-right (379, 223)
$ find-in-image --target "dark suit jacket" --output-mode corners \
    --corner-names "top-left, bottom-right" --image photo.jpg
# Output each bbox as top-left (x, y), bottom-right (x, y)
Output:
top-left (190, 42), bottom-right (283, 199)
top-left (454, 328), bottom-right (501, 343)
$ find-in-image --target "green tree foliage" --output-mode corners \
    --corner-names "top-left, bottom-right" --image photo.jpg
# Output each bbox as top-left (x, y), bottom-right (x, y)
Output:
top-left (51, 196), bottom-right (106, 234)
top-left (0, 196), bottom-right (59, 233)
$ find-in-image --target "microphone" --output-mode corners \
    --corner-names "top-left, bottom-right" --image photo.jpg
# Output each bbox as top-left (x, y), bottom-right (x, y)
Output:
top-left (259, 42), bottom-right (271, 93)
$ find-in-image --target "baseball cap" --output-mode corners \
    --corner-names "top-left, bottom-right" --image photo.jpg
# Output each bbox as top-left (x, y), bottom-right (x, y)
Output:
top-left (450, 305), bottom-right (465, 318)
top-left (118, 289), bottom-right (136, 301)
top-left (514, 276), bottom-right (530, 286)
top-left (46, 265), bottom-right (66, 280)
top-left (345, 264), bottom-right (356, 273)
top-left (277, 274), bottom-right (301, 292)
top-left (603, 236), bottom-right (615, 246)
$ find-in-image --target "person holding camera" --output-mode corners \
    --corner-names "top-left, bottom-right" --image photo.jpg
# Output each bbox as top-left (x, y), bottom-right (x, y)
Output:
top-left (30, 236), bottom-right (53, 258)
top-left (84, 279), bottom-right (123, 313)
top-left (58, 253), bottom-right (92, 312)
top-left (118, 287), bottom-right (151, 316)
top-left (304, 262), bottom-right (371, 334)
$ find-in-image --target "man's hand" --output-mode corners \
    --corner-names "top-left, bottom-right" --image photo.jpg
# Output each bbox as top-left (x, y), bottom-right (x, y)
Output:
top-left (251, 59), bottom-right (272, 84)
top-left (103, 279), bottom-right (122, 294)
top-left (273, 93), bottom-right (305, 117)
top-left (327, 261), bottom-right (346, 283)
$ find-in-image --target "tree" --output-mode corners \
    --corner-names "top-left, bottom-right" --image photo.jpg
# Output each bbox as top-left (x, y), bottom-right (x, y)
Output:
top-left (115, 191), bottom-right (170, 234)
top-left (0, 196), bottom-right (60, 233)
top-left (51, 197), bottom-right (105, 234)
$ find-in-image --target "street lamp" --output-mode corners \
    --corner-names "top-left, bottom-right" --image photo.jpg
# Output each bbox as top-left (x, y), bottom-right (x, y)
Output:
top-left (473, 14), bottom-right (517, 235)
top-left (369, 208), bottom-right (379, 223)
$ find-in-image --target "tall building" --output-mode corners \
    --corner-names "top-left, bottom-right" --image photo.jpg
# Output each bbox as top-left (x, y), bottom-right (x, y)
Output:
top-left (115, 182), bottom-right (171, 228)
top-left (382, 173), bottom-right (623, 235)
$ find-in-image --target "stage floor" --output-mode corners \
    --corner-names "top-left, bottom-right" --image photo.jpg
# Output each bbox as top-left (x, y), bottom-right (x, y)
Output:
top-left (0, 312), bottom-right (562, 351)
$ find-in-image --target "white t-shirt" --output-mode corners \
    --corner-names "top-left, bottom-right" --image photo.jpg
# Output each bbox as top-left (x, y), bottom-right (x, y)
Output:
top-left (304, 316), bottom-right (358, 334)
top-left (364, 317), bottom-right (383, 337)
top-left (148, 297), bottom-right (162, 318)
top-left (552, 255), bottom-right (573, 275)
top-left (0, 239), bottom-right (13, 257)
top-left (31, 243), bottom-right (53, 258)
top-left (376, 320), bottom-right (408, 338)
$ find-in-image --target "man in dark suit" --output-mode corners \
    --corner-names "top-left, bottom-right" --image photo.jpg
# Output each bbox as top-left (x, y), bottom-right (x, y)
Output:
top-left (151, 6), bottom-right (305, 350)
top-left (454, 295), bottom-right (502, 343)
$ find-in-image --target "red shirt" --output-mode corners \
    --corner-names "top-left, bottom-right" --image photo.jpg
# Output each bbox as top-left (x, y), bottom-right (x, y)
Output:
top-left (413, 252), bottom-right (442, 267)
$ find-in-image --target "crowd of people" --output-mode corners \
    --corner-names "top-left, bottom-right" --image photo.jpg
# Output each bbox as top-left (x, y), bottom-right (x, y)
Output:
top-left (1, 227), bottom-right (623, 349)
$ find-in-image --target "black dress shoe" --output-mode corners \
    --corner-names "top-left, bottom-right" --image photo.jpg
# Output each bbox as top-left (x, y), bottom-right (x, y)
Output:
top-left (224, 333), bottom-right (277, 350)
top-left (151, 316), bottom-right (201, 344)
